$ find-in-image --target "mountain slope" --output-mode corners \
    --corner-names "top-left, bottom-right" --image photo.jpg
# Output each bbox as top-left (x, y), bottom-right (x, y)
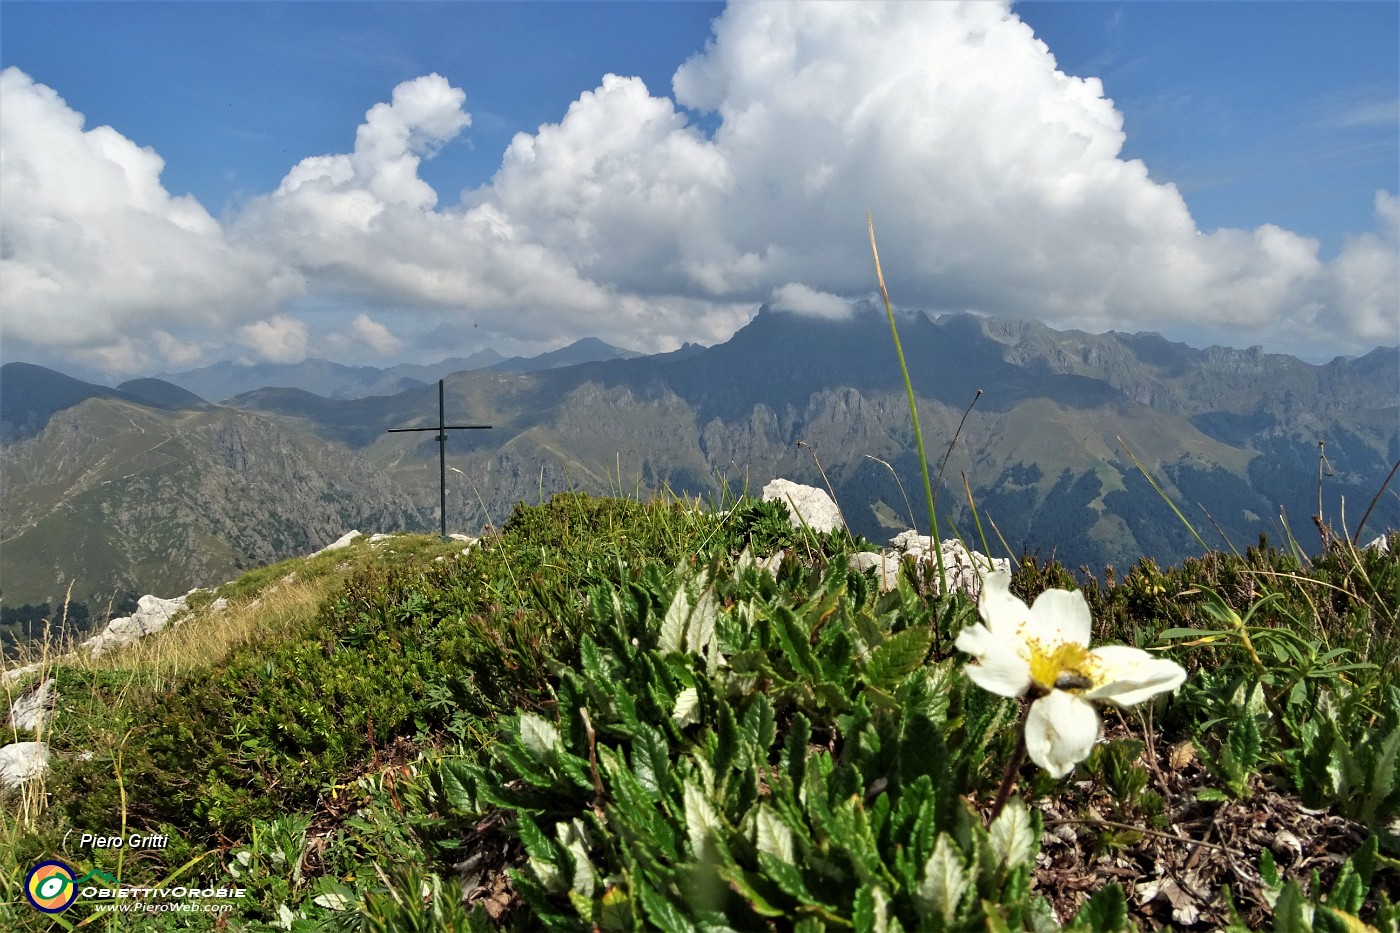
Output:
top-left (5, 311), bottom-right (1395, 606)
top-left (0, 396), bottom-right (426, 608)
top-left (221, 307), bottom-right (1395, 570)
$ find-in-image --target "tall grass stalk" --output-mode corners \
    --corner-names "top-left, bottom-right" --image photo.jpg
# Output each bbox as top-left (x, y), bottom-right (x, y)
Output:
top-left (867, 213), bottom-right (947, 590)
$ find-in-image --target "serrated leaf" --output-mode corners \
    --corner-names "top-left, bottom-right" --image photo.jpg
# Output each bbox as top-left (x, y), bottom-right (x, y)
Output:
top-left (1363, 724), bottom-right (1400, 825)
top-left (1070, 884), bottom-right (1128, 932)
top-left (558, 818), bottom-right (597, 899)
top-left (685, 782), bottom-right (720, 858)
top-left (866, 625), bottom-right (934, 689)
top-left (715, 699), bottom-right (740, 777)
top-left (1273, 880), bottom-right (1312, 933)
top-left (773, 607), bottom-right (819, 680)
top-left (635, 878), bottom-right (697, 933)
top-left (1260, 848), bottom-right (1282, 894)
top-left (691, 584), bottom-right (719, 657)
top-left (758, 851), bottom-right (819, 905)
top-left (854, 884), bottom-right (893, 933)
top-left (673, 687), bottom-right (701, 727)
top-left (755, 805), bottom-right (794, 863)
top-left (1319, 907), bottom-right (1381, 933)
top-left (632, 722), bottom-right (672, 797)
top-left (1227, 714), bottom-right (1261, 777)
top-left (437, 760), bottom-right (478, 814)
top-left (784, 713), bottom-right (812, 790)
top-left (988, 798), bottom-right (1035, 872)
top-left (519, 712), bottom-right (561, 761)
top-left (916, 833), bottom-right (968, 925)
top-left (660, 585), bottom-right (691, 654)
top-left (518, 819), bottom-right (565, 894)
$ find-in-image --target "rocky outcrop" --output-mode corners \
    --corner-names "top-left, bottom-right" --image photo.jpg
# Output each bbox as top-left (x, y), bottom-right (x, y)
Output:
top-left (762, 479), bottom-right (844, 533)
top-left (82, 594), bottom-right (189, 657)
top-left (850, 532), bottom-right (1010, 597)
top-left (7, 677), bottom-right (55, 732)
top-left (0, 742), bottom-right (49, 788)
top-left (759, 479), bottom-right (1009, 597)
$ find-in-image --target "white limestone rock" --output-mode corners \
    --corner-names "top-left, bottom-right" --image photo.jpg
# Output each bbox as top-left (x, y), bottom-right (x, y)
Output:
top-left (1, 662), bottom-right (41, 688)
top-left (849, 533), bottom-right (1010, 597)
top-left (313, 531), bottom-right (363, 556)
top-left (8, 678), bottom-right (56, 732)
top-left (848, 551), bottom-right (903, 591)
top-left (83, 593), bottom-right (188, 657)
top-left (0, 741), bottom-right (50, 787)
top-left (761, 479), bottom-right (845, 533)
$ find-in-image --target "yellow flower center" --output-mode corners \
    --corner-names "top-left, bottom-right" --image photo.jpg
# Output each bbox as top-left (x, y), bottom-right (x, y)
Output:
top-left (1024, 637), bottom-right (1096, 693)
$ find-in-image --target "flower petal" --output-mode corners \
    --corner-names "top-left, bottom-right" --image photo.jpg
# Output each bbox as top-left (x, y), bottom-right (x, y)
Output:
top-left (1083, 645), bottom-right (1187, 706)
top-left (1024, 691), bottom-right (1100, 778)
top-left (977, 571), bottom-right (1032, 639)
top-left (1028, 588), bottom-right (1092, 648)
top-left (955, 623), bottom-right (1031, 697)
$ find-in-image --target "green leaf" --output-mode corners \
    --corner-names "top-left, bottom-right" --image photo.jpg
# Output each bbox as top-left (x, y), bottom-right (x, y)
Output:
top-left (659, 585), bottom-right (691, 655)
top-left (854, 884), bottom-right (892, 933)
top-left (684, 782), bottom-right (720, 858)
top-left (1363, 724), bottom-right (1400, 825)
top-left (773, 606), bottom-right (819, 681)
top-left (672, 687), bottom-right (701, 728)
top-left (988, 798), bottom-right (1036, 873)
top-left (784, 712), bottom-right (812, 790)
top-left (714, 699), bottom-right (739, 778)
top-left (438, 760), bottom-right (478, 814)
top-left (743, 693), bottom-right (778, 758)
top-left (519, 712), bottom-right (561, 761)
top-left (1156, 627), bottom-right (1227, 641)
top-left (1273, 880), bottom-right (1312, 933)
top-left (632, 722), bottom-right (673, 797)
top-left (690, 584), bottom-right (719, 658)
top-left (865, 625), bottom-right (934, 689)
top-left (635, 878), bottom-right (698, 933)
top-left (757, 851), bottom-right (820, 905)
top-left (915, 833), bottom-right (968, 925)
top-left (754, 805), bottom-right (795, 863)
top-left (1070, 884), bottom-right (1127, 932)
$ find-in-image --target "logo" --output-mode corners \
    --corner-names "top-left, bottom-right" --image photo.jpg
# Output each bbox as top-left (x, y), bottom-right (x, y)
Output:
top-left (25, 860), bottom-right (79, 913)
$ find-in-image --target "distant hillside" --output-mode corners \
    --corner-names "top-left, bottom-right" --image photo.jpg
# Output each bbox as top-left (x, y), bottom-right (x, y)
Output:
top-left (155, 338), bottom-right (642, 402)
top-left (114, 378), bottom-right (209, 411)
top-left (4, 310), bottom-right (1395, 605)
top-left (0, 363), bottom-right (206, 442)
top-left (0, 389), bottom-right (426, 609)
top-left (226, 306), bottom-right (1397, 571)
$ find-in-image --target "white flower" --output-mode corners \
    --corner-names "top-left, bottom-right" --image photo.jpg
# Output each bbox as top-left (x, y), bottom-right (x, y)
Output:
top-left (955, 571), bottom-right (1187, 777)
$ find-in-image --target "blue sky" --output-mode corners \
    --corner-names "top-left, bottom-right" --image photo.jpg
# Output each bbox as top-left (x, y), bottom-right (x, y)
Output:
top-left (1, 1), bottom-right (1396, 377)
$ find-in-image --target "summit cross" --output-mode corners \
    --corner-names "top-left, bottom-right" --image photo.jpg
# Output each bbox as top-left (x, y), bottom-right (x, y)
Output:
top-left (386, 379), bottom-right (492, 540)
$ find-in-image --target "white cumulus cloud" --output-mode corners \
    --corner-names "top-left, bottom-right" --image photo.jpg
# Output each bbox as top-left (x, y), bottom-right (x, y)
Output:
top-left (0, 66), bottom-right (299, 373)
top-left (349, 313), bottom-right (404, 355)
top-left (771, 283), bottom-right (852, 320)
top-left (237, 315), bottom-right (310, 364)
top-left (2, 1), bottom-right (1394, 375)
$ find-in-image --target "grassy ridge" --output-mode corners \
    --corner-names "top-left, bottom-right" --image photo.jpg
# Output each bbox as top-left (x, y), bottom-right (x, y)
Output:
top-left (1, 491), bottom-right (1397, 931)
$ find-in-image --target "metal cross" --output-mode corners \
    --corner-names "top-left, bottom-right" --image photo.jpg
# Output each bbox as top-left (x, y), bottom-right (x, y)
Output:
top-left (386, 379), bottom-right (492, 540)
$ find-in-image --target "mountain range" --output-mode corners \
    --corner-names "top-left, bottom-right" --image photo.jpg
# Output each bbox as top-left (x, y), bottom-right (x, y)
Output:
top-left (150, 336), bottom-right (643, 402)
top-left (3, 306), bottom-right (1396, 620)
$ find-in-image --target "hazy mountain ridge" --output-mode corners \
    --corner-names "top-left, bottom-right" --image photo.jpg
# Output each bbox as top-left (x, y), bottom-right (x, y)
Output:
top-left (3, 310), bottom-right (1395, 609)
top-left (152, 337), bottom-right (642, 402)
top-left (0, 362), bottom-right (205, 442)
